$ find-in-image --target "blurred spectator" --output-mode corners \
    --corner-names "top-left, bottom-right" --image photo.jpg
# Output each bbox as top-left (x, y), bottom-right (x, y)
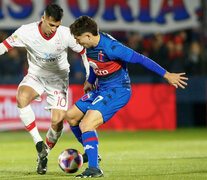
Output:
top-left (168, 35), bottom-right (186, 73)
top-left (111, 31), bottom-right (127, 44)
top-left (0, 30), bottom-right (9, 42)
top-left (186, 41), bottom-right (202, 75)
top-left (70, 52), bottom-right (86, 83)
top-left (1, 48), bottom-right (24, 79)
top-left (127, 32), bottom-right (144, 53)
top-left (127, 33), bottom-right (149, 76)
top-left (0, 28), bottom-right (205, 84)
top-left (166, 40), bottom-right (175, 60)
top-left (149, 33), bottom-right (169, 69)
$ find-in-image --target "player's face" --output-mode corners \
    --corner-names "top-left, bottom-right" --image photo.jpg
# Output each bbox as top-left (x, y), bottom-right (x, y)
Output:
top-left (41, 15), bottom-right (61, 37)
top-left (74, 33), bottom-right (92, 49)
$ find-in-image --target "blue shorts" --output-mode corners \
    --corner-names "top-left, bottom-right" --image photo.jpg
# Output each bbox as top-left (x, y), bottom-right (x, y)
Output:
top-left (75, 87), bottom-right (131, 123)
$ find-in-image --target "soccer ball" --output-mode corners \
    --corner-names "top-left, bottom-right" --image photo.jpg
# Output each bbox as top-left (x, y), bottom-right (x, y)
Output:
top-left (58, 148), bottom-right (83, 173)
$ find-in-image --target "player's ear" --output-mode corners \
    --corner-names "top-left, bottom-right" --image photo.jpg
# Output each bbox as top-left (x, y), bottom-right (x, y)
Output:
top-left (86, 33), bottom-right (92, 39)
top-left (41, 14), bottom-right (45, 22)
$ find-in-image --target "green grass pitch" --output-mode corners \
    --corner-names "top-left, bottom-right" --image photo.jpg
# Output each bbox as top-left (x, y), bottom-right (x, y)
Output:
top-left (0, 128), bottom-right (207, 180)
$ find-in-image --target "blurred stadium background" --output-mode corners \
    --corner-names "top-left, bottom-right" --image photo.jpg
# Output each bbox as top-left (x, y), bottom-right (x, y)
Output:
top-left (1, 0), bottom-right (207, 179)
top-left (0, 0), bottom-right (206, 130)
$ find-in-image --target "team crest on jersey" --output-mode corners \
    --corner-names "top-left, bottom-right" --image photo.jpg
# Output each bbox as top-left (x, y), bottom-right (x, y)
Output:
top-left (98, 51), bottom-right (104, 61)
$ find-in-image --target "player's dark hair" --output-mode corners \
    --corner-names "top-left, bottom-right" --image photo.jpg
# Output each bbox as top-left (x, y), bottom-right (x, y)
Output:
top-left (70, 15), bottom-right (98, 36)
top-left (45, 3), bottom-right (63, 21)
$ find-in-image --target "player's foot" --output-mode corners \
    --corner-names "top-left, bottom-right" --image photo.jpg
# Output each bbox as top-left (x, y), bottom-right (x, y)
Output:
top-left (36, 157), bottom-right (48, 175)
top-left (75, 167), bottom-right (104, 178)
top-left (82, 153), bottom-right (102, 163)
top-left (36, 141), bottom-right (49, 175)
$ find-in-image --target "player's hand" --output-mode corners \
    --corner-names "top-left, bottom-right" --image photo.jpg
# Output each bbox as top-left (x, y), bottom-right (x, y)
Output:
top-left (164, 72), bottom-right (188, 89)
top-left (83, 81), bottom-right (94, 94)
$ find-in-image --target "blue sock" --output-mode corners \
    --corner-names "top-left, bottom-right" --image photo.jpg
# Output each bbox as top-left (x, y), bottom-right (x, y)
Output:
top-left (70, 126), bottom-right (83, 144)
top-left (82, 131), bottom-right (99, 168)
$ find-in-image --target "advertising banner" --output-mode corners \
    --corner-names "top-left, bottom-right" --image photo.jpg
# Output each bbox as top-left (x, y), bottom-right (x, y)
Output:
top-left (0, 84), bottom-right (176, 131)
top-left (0, 0), bottom-right (200, 33)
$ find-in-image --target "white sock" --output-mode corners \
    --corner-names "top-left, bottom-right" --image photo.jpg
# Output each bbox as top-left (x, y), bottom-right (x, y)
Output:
top-left (46, 127), bottom-right (63, 149)
top-left (18, 105), bottom-right (42, 144)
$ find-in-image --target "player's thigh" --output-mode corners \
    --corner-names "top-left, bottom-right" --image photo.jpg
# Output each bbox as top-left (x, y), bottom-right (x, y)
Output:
top-left (65, 104), bottom-right (85, 126)
top-left (45, 76), bottom-right (69, 111)
top-left (17, 86), bottom-right (39, 107)
top-left (80, 110), bottom-right (104, 132)
top-left (89, 87), bottom-right (131, 123)
top-left (17, 74), bottom-right (45, 107)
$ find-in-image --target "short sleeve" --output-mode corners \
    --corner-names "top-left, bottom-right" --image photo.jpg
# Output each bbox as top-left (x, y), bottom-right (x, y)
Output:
top-left (67, 28), bottom-right (84, 53)
top-left (5, 26), bottom-right (26, 48)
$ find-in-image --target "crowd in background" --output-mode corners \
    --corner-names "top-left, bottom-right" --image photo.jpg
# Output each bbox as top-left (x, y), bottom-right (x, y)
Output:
top-left (0, 28), bottom-right (205, 84)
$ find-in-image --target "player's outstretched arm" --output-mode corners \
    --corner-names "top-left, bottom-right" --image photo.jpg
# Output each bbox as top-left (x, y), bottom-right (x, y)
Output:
top-left (164, 72), bottom-right (188, 89)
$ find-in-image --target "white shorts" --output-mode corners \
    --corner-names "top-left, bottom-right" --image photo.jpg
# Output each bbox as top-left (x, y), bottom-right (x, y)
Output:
top-left (18, 73), bottom-right (69, 111)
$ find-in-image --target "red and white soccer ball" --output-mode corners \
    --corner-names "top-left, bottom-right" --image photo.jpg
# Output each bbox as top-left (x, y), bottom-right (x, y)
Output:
top-left (58, 148), bottom-right (83, 173)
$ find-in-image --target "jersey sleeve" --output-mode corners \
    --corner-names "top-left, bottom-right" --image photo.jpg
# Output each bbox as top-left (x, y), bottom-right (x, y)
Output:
top-left (4, 25), bottom-right (26, 49)
top-left (108, 40), bottom-right (166, 77)
top-left (67, 28), bottom-right (84, 53)
top-left (88, 66), bottom-right (97, 84)
top-left (108, 41), bottom-right (134, 61)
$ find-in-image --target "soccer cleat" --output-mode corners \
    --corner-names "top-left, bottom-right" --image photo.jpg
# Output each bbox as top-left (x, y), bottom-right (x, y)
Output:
top-left (82, 153), bottom-right (102, 163)
top-left (36, 141), bottom-right (49, 175)
top-left (75, 167), bottom-right (104, 178)
top-left (36, 157), bottom-right (48, 175)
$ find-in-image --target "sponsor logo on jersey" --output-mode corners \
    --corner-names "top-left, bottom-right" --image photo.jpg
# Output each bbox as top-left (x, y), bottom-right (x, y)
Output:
top-left (35, 53), bottom-right (61, 62)
top-left (89, 61), bottom-right (99, 69)
top-left (89, 61), bottom-right (109, 76)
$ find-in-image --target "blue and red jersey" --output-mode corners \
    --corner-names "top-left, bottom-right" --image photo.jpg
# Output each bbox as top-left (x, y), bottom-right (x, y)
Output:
top-left (87, 32), bottom-right (166, 90)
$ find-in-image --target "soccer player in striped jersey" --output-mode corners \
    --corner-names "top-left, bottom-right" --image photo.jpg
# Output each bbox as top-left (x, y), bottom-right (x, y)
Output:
top-left (65, 15), bottom-right (188, 178)
top-left (0, 4), bottom-right (89, 175)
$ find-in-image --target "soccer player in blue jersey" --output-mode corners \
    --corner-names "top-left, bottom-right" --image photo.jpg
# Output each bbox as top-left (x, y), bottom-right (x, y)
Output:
top-left (65, 15), bottom-right (188, 178)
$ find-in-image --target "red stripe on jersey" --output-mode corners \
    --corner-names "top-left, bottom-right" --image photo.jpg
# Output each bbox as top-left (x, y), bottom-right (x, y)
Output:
top-left (26, 121), bottom-right (36, 131)
top-left (3, 40), bottom-right (12, 50)
top-left (88, 58), bottom-right (122, 76)
top-left (83, 137), bottom-right (99, 144)
top-left (78, 48), bottom-right (85, 55)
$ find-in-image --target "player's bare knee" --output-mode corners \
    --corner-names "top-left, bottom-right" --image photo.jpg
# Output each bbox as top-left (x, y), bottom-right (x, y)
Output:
top-left (65, 111), bottom-right (79, 126)
top-left (68, 119), bottom-right (79, 127)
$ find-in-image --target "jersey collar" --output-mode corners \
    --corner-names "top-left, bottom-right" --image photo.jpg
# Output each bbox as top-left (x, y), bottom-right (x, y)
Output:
top-left (38, 21), bottom-right (56, 40)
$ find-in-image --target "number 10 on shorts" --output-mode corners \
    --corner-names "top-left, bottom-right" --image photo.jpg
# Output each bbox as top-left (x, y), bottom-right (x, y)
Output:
top-left (57, 97), bottom-right (66, 107)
